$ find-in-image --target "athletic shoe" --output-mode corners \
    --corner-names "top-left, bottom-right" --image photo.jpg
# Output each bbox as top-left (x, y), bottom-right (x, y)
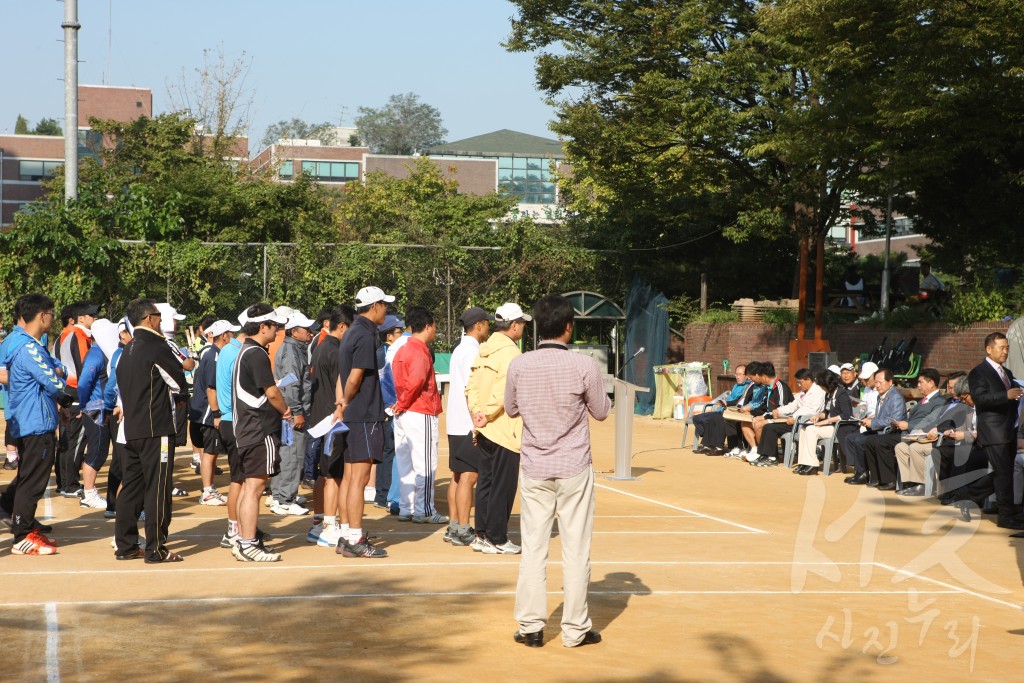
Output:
top-left (201, 490), bottom-right (227, 506)
top-left (271, 501), bottom-right (309, 516)
top-left (61, 486), bottom-right (84, 498)
top-left (80, 490), bottom-right (107, 509)
top-left (306, 523), bottom-right (323, 544)
top-left (191, 455), bottom-right (201, 470)
top-left (397, 513), bottom-right (412, 522)
top-left (232, 542), bottom-right (281, 562)
top-left (300, 478), bottom-right (316, 490)
top-left (483, 540), bottom-right (521, 555)
top-left (412, 512), bottom-right (450, 524)
top-left (317, 524), bottom-right (344, 547)
top-left (103, 510), bottom-right (116, 519)
top-left (11, 532), bottom-right (56, 555)
top-left (727, 447), bottom-right (742, 457)
top-left (220, 533), bottom-right (239, 548)
top-left (443, 528), bottom-right (455, 543)
top-left (294, 494), bottom-right (308, 506)
top-left (337, 535), bottom-right (388, 558)
top-left (742, 450), bottom-right (760, 463)
top-left (472, 537), bottom-right (496, 553)
top-left (388, 504), bottom-right (400, 515)
top-left (2, 459), bottom-right (16, 470)
top-left (450, 528), bottom-right (476, 547)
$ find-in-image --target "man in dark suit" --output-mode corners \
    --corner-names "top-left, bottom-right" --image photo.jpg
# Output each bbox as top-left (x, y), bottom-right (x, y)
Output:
top-left (863, 368), bottom-right (948, 491)
top-left (958, 332), bottom-right (1024, 529)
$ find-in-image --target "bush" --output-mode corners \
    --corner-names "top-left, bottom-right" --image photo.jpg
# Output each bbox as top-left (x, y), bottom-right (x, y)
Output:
top-left (946, 286), bottom-right (1011, 326)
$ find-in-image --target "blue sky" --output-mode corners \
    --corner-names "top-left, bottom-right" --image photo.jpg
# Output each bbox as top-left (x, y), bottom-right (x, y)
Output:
top-left (0, 1), bottom-right (557, 149)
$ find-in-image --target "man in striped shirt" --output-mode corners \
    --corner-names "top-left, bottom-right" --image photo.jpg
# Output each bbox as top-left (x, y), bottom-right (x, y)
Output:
top-left (505, 294), bottom-right (610, 649)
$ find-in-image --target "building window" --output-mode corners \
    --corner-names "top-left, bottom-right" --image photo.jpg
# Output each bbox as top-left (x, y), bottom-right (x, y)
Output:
top-left (279, 160), bottom-right (293, 179)
top-left (299, 160), bottom-right (359, 182)
top-left (18, 160), bottom-right (63, 181)
top-left (498, 156), bottom-right (556, 204)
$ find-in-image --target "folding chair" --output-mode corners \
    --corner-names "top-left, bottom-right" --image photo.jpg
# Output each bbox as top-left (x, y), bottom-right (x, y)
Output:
top-left (682, 398), bottom-right (716, 450)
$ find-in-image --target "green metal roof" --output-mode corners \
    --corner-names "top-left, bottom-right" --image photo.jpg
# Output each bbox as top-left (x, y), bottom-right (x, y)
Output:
top-left (425, 129), bottom-right (563, 158)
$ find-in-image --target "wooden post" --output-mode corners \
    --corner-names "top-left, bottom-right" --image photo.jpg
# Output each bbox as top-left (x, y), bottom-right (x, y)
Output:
top-left (700, 272), bottom-right (708, 313)
top-left (796, 234), bottom-right (808, 341)
top-left (814, 234), bottom-right (825, 341)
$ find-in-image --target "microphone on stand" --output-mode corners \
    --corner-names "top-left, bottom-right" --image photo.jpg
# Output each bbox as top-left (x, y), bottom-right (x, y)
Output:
top-left (617, 346), bottom-right (646, 378)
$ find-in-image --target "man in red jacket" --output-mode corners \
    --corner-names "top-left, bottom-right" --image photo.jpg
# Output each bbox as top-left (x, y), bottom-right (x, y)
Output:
top-left (392, 306), bottom-right (447, 524)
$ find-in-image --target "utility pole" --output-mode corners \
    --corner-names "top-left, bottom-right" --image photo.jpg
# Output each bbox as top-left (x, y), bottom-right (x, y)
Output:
top-left (63, 0), bottom-right (80, 202)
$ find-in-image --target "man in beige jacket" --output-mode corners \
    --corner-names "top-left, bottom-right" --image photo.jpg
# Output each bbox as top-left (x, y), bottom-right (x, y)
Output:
top-left (466, 302), bottom-right (529, 554)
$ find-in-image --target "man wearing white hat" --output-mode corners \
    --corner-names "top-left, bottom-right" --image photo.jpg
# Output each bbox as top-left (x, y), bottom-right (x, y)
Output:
top-left (334, 286), bottom-right (393, 558)
top-left (270, 310), bottom-right (316, 515)
top-left (155, 303), bottom-right (195, 470)
top-left (466, 302), bottom-right (531, 554)
top-left (189, 320), bottom-right (239, 506)
top-left (231, 303), bottom-right (291, 562)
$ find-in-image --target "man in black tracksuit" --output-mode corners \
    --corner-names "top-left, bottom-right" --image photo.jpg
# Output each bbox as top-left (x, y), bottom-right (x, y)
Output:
top-left (113, 298), bottom-right (188, 563)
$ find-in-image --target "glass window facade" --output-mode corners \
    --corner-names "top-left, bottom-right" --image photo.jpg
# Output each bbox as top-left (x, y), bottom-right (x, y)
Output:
top-left (18, 160), bottom-right (63, 181)
top-left (497, 156), bottom-right (556, 204)
top-left (279, 160), bottom-right (293, 179)
top-left (297, 160), bottom-right (359, 182)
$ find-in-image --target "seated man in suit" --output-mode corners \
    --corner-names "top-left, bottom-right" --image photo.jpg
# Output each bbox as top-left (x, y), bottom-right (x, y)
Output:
top-left (863, 368), bottom-right (947, 491)
top-left (843, 367), bottom-right (907, 485)
top-left (694, 363), bottom-right (753, 456)
top-left (893, 372), bottom-right (968, 496)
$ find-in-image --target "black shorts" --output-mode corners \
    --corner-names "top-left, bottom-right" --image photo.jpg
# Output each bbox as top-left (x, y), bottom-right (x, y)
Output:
top-left (319, 431), bottom-right (347, 479)
top-left (345, 422), bottom-right (385, 463)
top-left (237, 435), bottom-right (281, 479)
top-left (448, 434), bottom-right (480, 473)
top-left (201, 425), bottom-right (226, 456)
top-left (82, 412), bottom-right (111, 470)
top-left (219, 421), bottom-right (245, 484)
top-left (189, 421), bottom-right (205, 450)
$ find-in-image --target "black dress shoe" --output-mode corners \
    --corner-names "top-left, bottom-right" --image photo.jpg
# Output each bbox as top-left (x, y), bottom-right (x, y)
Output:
top-left (798, 465), bottom-right (818, 476)
top-left (115, 548), bottom-right (144, 561)
top-left (997, 518), bottom-right (1024, 531)
top-left (866, 479), bottom-right (880, 488)
top-left (514, 630), bottom-right (544, 648)
top-left (877, 482), bottom-right (896, 491)
top-left (693, 445), bottom-right (710, 454)
top-left (845, 473), bottom-right (869, 485)
top-left (705, 448), bottom-right (725, 456)
top-left (897, 484), bottom-right (925, 496)
top-left (566, 630), bottom-right (602, 648)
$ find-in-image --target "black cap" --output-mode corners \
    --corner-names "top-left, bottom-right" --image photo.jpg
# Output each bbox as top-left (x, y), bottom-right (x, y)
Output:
top-left (59, 304), bottom-right (79, 322)
top-left (77, 304), bottom-right (100, 317)
top-left (459, 307), bottom-right (493, 327)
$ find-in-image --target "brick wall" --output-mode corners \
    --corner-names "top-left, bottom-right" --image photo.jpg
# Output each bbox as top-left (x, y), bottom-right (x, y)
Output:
top-left (683, 321), bottom-right (1011, 378)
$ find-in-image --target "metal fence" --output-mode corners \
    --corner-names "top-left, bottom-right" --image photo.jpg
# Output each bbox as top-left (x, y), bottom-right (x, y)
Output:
top-left (114, 240), bottom-right (606, 352)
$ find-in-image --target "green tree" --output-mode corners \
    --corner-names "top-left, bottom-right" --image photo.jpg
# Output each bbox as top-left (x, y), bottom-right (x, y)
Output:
top-left (354, 93), bottom-right (447, 155)
top-left (32, 118), bottom-right (63, 136)
top-left (261, 118), bottom-right (338, 148)
top-left (14, 114), bottom-right (29, 134)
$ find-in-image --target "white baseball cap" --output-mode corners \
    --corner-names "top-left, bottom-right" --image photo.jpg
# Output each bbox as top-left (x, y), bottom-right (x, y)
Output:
top-left (285, 311), bottom-right (317, 330)
top-left (827, 364), bottom-right (841, 375)
top-left (858, 361), bottom-right (879, 380)
top-left (206, 320), bottom-right (241, 337)
top-left (495, 302), bottom-right (532, 322)
top-left (354, 286), bottom-right (395, 307)
top-left (248, 310), bottom-right (288, 325)
top-left (156, 302), bottom-right (185, 321)
top-left (274, 305), bottom-right (295, 321)
top-left (237, 308), bottom-right (250, 326)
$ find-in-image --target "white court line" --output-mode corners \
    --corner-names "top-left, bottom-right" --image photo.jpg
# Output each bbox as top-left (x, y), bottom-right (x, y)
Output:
top-left (45, 602), bottom-right (60, 683)
top-left (0, 560), bottom-right (896, 578)
top-left (595, 483), bottom-right (770, 534)
top-left (0, 588), bottom-right (964, 609)
top-left (42, 477), bottom-right (53, 521)
top-left (875, 562), bottom-right (1024, 612)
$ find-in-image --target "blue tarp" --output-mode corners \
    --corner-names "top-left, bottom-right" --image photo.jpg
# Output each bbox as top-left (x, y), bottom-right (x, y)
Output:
top-left (623, 276), bottom-right (668, 415)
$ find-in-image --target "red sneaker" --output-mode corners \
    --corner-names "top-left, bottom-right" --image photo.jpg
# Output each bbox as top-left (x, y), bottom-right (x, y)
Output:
top-left (12, 533), bottom-right (57, 555)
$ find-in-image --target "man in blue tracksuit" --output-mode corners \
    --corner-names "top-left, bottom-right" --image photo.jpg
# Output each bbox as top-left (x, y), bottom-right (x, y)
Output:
top-left (0, 294), bottom-right (71, 555)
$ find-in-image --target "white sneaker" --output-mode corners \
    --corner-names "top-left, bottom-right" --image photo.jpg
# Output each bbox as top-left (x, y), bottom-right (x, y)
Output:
top-left (306, 523), bottom-right (323, 544)
top-left (472, 537), bottom-right (495, 553)
top-left (263, 496), bottom-right (274, 508)
top-left (317, 524), bottom-right (343, 547)
top-left (728, 447), bottom-right (741, 456)
top-left (80, 490), bottom-right (107, 509)
top-left (191, 455), bottom-right (201, 469)
top-left (232, 542), bottom-right (281, 562)
top-left (271, 501), bottom-right (310, 516)
top-left (363, 485), bottom-right (375, 503)
top-left (200, 490), bottom-right (227, 506)
top-left (742, 450), bottom-right (760, 463)
top-left (483, 540), bottom-right (521, 555)
top-left (412, 512), bottom-right (450, 524)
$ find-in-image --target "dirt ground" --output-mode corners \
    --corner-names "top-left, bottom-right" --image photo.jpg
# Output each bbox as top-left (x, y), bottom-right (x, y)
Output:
top-left (1, 411), bottom-right (1022, 682)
